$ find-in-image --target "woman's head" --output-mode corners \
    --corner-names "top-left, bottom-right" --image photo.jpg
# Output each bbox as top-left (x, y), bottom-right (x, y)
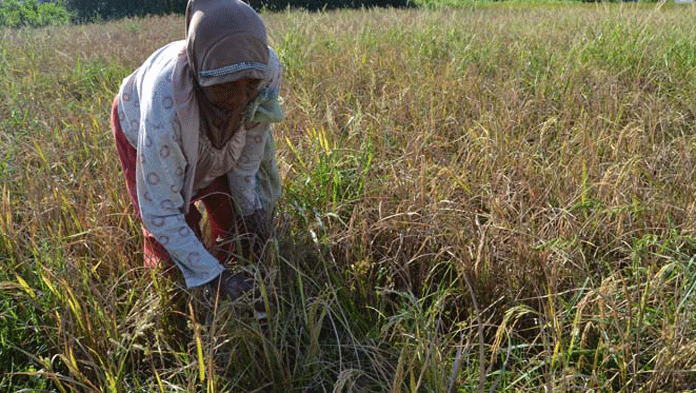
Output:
top-left (185, 0), bottom-right (269, 89)
top-left (183, 0), bottom-right (270, 148)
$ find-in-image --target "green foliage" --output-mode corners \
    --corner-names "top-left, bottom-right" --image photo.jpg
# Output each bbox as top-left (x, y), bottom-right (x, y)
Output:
top-left (0, 285), bottom-right (48, 391)
top-left (0, 0), bottom-right (72, 28)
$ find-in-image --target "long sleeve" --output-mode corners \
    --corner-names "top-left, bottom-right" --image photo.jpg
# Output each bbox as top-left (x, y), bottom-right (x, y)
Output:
top-left (228, 124), bottom-right (269, 215)
top-left (120, 42), bottom-right (224, 288)
top-left (134, 113), bottom-right (224, 288)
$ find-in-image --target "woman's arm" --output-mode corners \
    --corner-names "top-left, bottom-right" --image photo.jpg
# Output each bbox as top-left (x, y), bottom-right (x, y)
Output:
top-left (133, 72), bottom-right (224, 288)
top-left (228, 47), bottom-right (283, 215)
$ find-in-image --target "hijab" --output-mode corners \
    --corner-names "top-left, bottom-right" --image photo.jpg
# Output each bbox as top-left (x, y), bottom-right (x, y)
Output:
top-left (176, 0), bottom-right (270, 149)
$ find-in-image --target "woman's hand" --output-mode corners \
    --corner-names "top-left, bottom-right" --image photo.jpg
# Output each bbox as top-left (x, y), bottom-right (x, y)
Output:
top-left (216, 208), bottom-right (272, 264)
top-left (244, 207), bottom-right (272, 243)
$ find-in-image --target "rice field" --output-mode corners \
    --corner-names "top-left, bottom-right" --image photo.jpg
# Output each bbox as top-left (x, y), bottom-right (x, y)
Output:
top-left (2, 1), bottom-right (696, 391)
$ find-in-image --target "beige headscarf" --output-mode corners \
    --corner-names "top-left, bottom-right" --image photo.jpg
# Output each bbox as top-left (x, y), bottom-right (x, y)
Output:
top-left (175, 0), bottom-right (270, 149)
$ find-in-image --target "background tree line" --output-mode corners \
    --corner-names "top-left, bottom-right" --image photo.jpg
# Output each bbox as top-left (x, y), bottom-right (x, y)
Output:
top-left (0, 0), bottom-right (667, 29)
top-left (0, 0), bottom-right (415, 28)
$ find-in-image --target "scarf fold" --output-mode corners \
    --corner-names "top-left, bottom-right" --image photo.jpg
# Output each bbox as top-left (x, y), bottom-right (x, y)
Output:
top-left (245, 87), bottom-right (285, 124)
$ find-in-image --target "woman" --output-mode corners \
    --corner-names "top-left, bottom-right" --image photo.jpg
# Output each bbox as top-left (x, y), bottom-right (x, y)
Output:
top-left (111, 0), bottom-right (284, 299)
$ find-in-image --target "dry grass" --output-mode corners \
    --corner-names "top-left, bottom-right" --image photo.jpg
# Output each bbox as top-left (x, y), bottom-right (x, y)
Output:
top-left (2, 2), bottom-right (696, 391)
